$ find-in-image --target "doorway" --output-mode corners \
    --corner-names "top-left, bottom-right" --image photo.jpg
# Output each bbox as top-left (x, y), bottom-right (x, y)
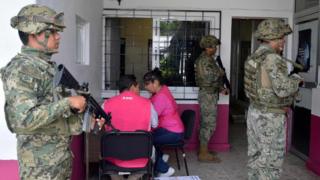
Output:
top-left (230, 18), bottom-right (263, 123)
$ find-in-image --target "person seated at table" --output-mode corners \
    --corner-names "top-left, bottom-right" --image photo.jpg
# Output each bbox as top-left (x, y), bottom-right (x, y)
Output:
top-left (103, 74), bottom-right (158, 180)
top-left (143, 68), bottom-right (185, 177)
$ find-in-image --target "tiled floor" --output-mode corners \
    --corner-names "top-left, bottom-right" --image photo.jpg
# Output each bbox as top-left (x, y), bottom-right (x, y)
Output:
top-left (91, 123), bottom-right (320, 180)
top-left (167, 123), bottom-right (319, 180)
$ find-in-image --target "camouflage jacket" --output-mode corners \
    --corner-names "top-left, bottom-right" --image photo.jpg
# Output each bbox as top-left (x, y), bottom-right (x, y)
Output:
top-left (194, 52), bottom-right (224, 92)
top-left (244, 44), bottom-right (301, 110)
top-left (0, 46), bottom-right (82, 166)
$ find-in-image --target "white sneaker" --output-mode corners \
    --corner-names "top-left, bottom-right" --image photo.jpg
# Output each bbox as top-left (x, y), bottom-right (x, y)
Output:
top-left (157, 167), bottom-right (175, 177)
top-left (162, 154), bottom-right (170, 163)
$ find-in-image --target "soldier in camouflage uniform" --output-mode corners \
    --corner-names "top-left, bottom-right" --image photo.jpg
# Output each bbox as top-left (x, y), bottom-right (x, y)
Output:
top-left (194, 35), bottom-right (228, 162)
top-left (244, 19), bottom-right (303, 180)
top-left (0, 4), bottom-right (87, 179)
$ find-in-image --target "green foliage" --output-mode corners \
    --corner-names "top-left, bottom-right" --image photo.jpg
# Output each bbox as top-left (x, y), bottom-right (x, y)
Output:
top-left (160, 21), bottom-right (180, 36)
top-left (159, 55), bottom-right (175, 78)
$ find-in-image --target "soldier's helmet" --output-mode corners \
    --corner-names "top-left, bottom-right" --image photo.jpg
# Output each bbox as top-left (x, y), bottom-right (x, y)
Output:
top-left (199, 35), bottom-right (221, 48)
top-left (255, 19), bottom-right (292, 40)
top-left (11, 4), bottom-right (65, 34)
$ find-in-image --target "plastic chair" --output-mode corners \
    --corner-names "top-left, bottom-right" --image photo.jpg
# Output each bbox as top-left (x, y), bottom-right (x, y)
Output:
top-left (99, 130), bottom-right (153, 180)
top-left (159, 109), bottom-right (196, 175)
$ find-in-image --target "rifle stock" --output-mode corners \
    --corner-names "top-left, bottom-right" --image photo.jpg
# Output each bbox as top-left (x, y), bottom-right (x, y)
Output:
top-left (54, 64), bottom-right (113, 134)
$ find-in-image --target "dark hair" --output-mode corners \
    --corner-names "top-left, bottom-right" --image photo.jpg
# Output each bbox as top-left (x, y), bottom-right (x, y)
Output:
top-left (143, 68), bottom-right (163, 85)
top-left (18, 31), bottom-right (29, 45)
top-left (118, 74), bottom-right (138, 93)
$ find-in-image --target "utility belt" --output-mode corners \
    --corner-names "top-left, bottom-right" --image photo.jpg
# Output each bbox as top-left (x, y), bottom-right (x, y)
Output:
top-left (199, 86), bottom-right (219, 93)
top-left (251, 103), bottom-right (288, 114)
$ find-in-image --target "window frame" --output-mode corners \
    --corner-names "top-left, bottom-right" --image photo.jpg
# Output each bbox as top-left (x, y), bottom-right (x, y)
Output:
top-left (76, 15), bottom-right (90, 65)
top-left (102, 9), bottom-right (221, 99)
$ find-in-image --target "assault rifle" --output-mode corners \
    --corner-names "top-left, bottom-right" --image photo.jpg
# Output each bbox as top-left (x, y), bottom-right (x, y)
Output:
top-left (286, 58), bottom-right (305, 76)
top-left (216, 55), bottom-right (231, 90)
top-left (54, 64), bottom-right (114, 134)
top-left (285, 57), bottom-right (305, 88)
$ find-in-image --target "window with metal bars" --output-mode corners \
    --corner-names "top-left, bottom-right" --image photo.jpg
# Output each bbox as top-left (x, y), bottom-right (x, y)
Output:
top-left (102, 9), bottom-right (221, 99)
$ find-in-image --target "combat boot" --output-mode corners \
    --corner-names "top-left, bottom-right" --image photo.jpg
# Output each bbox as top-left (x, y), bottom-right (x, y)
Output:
top-left (198, 144), bottom-right (221, 163)
top-left (209, 149), bottom-right (217, 156)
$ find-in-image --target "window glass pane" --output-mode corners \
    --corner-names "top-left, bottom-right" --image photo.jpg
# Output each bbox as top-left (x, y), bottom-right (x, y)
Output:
top-left (76, 15), bottom-right (90, 65)
top-left (105, 18), bottom-right (152, 89)
top-left (158, 21), bottom-right (209, 86)
top-left (76, 26), bottom-right (82, 64)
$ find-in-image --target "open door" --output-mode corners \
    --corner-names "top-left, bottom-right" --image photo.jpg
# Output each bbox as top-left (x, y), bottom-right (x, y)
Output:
top-left (230, 18), bottom-right (262, 123)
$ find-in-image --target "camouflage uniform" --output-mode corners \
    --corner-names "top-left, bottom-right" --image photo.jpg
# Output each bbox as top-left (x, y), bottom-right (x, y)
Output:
top-left (0, 4), bottom-right (82, 180)
top-left (195, 35), bottom-right (224, 146)
top-left (244, 19), bottom-right (302, 180)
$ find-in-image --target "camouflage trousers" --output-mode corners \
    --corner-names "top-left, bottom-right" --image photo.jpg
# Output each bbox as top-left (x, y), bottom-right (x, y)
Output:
top-left (198, 90), bottom-right (218, 146)
top-left (246, 105), bottom-right (286, 180)
top-left (19, 156), bottom-right (72, 180)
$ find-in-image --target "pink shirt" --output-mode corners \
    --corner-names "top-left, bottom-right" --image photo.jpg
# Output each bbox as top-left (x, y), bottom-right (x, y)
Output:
top-left (103, 91), bottom-right (151, 168)
top-left (151, 85), bottom-right (184, 133)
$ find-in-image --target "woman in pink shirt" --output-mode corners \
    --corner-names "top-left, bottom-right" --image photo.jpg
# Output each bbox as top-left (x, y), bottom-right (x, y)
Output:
top-left (143, 68), bottom-right (184, 177)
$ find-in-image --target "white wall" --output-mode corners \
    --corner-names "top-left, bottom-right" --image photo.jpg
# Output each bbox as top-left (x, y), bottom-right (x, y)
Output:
top-left (318, 66), bottom-right (320, 86)
top-left (37, 0), bottom-right (103, 100)
top-left (312, 87), bottom-right (320, 117)
top-left (104, 0), bottom-right (295, 83)
top-left (0, 0), bottom-right (35, 160)
top-left (104, 0), bottom-right (293, 11)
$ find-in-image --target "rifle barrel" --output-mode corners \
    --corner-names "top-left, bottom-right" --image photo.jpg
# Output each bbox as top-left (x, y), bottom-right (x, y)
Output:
top-left (283, 58), bottom-right (304, 70)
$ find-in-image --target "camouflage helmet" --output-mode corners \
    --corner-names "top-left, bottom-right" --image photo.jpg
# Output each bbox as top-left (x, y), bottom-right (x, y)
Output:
top-left (11, 4), bottom-right (65, 34)
top-left (199, 35), bottom-right (221, 48)
top-left (255, 19), bottom-right (292, 40)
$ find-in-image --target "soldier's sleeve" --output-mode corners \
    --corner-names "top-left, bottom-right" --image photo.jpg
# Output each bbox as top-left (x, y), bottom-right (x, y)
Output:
top-left (59, 88), bottom-right (83, 135)
top-left (264, 54), bottom-right (301, 98)
top-left (4, 69), bottom-right (73, 133)
top-left (66, 114), bottom-right (83, 135)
